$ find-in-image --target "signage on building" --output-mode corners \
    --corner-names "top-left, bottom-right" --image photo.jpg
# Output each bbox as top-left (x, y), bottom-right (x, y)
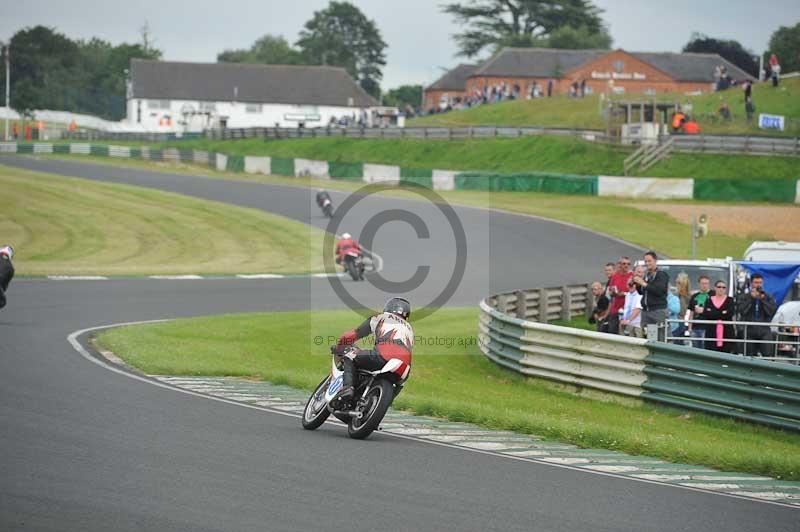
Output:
top-left (284, 113), bottom-right (321, 122)
top-left (758, 113), bottom-right (785, 131)
top-left (591, 71), bottom-right (647, 80)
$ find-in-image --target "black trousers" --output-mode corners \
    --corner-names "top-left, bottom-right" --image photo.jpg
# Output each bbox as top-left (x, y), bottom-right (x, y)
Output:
top-left (0, 286), bottom-right (5, 309)
top-left (342, 350), bottom-right (386, 388)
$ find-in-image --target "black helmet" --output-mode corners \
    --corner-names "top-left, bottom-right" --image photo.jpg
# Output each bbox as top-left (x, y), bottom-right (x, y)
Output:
top-left (383, 297), bottom-right (411, 320)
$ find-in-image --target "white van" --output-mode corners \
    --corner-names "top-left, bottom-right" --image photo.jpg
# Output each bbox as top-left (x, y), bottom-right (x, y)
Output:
top-left (743, 241), bottom-right (800, 262)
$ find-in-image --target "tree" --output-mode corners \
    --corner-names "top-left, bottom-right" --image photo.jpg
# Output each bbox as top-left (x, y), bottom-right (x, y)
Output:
top-left (548, 24), bottom-right (611, 50)
top-left (443, 0), bottom-right (608, 57)
top-left (766, 22), bottom-right (800, 74)
top-left (682, 33), bottom-right (758, 77)
top-left (2, 25), bottom-right (161, 119)
top-left (218, 34), bottom-right (304, 65)
top-left (296, 1), bottom-right (387, 98)
top-left (383, 85), bottom-right (423, 109)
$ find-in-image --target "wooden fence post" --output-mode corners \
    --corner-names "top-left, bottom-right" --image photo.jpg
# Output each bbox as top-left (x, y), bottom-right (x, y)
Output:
top-left (539, 288), bottom-right (549, 323)
top-left (561, 286), bottom-right (571, 321)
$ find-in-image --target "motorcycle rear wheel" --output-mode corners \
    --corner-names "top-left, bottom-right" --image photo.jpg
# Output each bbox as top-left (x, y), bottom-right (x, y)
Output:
top-left (302, 376), bottom-right (332, 430)
top-left (347, 379), bottom-right (394, 439)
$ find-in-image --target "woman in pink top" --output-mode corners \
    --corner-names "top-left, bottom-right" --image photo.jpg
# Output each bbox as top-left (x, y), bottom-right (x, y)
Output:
top-left (704, 280), bottom-right (735, 353)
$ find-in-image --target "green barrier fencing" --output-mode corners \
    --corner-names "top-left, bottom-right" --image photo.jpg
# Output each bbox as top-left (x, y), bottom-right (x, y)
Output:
top-left (129, 148), bottom-right (142, 159)
top-left (329, 161), bottom-right (364, 181)
top-left (694, 178), bottom-right (797, 203)
top-left (52, 144), bottom-right (70, 154)
top-left (16, 144), bottom-right (34, 154)
top-left (455, 172), bottom-right (599, 195)
top-left (148, 149), bottom-right (163, 162)
top-left (89, 145), bottom-right (109, 156)
top-left (270, 157), bottom-right (294, 176)
top-left (643, 341), bottom-right (800, 432)
top-left (226, 154), bottom-right (245, 173)
top-left (400, 167), bottom-right (434, 188)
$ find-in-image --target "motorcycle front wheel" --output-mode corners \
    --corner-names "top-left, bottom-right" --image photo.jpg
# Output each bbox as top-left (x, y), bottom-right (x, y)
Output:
top-left (347, 379), bottom-right (394, 439)
top-left (346, 260), bottom-right (360, 281)
top-left (302, 376), bottom-right (332, 430)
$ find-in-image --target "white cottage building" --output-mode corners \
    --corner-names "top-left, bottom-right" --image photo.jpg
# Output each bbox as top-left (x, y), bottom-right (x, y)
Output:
top-left (126, 59), bottom-right (380, 132)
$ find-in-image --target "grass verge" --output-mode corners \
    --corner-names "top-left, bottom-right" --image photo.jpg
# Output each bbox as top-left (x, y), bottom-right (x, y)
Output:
top-left (0, 163), bottom-right (325, 276)
top-left (37, 154), bottom-right (767, 259)
top-left (95, 307), bottom-right (800, 480)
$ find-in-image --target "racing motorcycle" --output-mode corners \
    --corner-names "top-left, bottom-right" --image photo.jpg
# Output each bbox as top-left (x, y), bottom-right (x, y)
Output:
top-left (342, 249), bottom-right (365, 281)
top-left (319, 197), bottom-right (334, 218)
top-left (301, 349), bottom-right (408, 439)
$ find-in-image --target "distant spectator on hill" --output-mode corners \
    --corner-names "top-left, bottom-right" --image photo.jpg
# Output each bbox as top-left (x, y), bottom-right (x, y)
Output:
top-left (671, 110), bottom-right (686, 133)
top-left (589, 281), bottom-right (610, 333)
top-left (547, 79), bottom-right (554, 97)
top-left (580, 79), bottom-right (586, 98)
top-left (742, 80), bottom-right (752, 100)
top-left (745, 97), bottom-right (756, 122)
top-left (769, 54), bottom-right (780, 87)
top-left (683, 117), bottom-right (701, 135)
top-left (718, 102), bottom-right (731, 121)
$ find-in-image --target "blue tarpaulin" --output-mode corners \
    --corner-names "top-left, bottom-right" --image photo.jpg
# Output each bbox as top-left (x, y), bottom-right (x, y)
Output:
top-left (739, 262), bottom-right (800, 304)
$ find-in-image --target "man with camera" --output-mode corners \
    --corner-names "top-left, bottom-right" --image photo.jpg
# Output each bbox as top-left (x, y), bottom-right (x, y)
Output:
top-left (632, 251), bottom-right (669, 338)
top-left (736, 273), bottom-right (777, 356)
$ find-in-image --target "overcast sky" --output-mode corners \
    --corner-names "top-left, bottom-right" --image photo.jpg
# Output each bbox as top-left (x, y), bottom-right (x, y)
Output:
top-left (3, 0), bottom-right (799, 88)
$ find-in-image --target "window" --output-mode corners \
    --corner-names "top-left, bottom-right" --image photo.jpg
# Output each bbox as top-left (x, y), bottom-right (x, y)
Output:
top-left (245, 103), bottom-right (263, 113)
top-left (147, 99), bottom-right (171, 110)
top-left (199, 102), bottom-right (217, 112)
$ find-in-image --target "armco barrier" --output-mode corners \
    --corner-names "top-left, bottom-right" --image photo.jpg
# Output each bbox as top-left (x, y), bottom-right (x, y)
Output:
top-left (5, 142), bottom-right (800, 203)
top-left (643, 342), bottom-right (800, 432)
top-left (478, 299), bottom-right (648, 397)
top-left (479, 287), bottom-right (800, 431)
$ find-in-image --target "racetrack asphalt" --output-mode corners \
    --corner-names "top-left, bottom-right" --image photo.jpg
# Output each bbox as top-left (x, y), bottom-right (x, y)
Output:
top-left (1, 156), bottom-right (796, 531)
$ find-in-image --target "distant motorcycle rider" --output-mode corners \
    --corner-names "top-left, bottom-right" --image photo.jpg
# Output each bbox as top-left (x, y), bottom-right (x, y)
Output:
top-left (315, 189), bottom-right (331, 208)
top-left (0, 245), bottom-right (15, 309)
top-left (335, 232), bottom-right (362, 266)
top-left (331, 298), bottom-right (413, 401)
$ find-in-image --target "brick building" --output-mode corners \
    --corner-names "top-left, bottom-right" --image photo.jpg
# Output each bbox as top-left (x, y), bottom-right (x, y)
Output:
top-left (426, 48), bottom-right (754, 107)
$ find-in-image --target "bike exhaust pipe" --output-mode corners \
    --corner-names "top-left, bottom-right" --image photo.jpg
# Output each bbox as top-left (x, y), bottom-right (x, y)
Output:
top-left (332, 409), bottom-right (363, 419)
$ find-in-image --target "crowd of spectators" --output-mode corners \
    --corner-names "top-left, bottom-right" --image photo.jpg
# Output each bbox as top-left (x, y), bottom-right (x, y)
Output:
top-left (588, 252), bottom-right (779, 356)
top-left (426, 78), bottom-right (591, 116)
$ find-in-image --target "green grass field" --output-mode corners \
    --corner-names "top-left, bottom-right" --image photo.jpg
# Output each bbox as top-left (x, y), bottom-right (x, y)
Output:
top-left (0, 164), bottom-right (326, 276)
top-left (96, 308), bottom-right (800, 480)
top-left (110, 135), bottom-right (798, 180)
top-left (39, 154), bottom-right (762, 259)
top-left (410, 77), bottom-right (800, 137)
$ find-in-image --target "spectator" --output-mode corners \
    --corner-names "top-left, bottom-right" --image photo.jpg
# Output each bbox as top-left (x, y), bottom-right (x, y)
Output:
top-left (683, 117), bottom-right (701, 135)
top-left (671, 110), bottom-right (686, 133)
top-left (603, 262), bottom-right (615, 295)
top-left (632, 251), bottom-right (669, 337)
top-left (667, 288), bottom-right (682, 342)
top-left (580, 79), bottom-right (586, 98)
top-left (687, 275), bottom-right (712, 348)
top-left (736, 273), bottom-right (777, 356)
top-left (769, 54), bottom-right (781, 87)
top-left (718, 101), bottom-right (731, 121)
top-left (588, 281), bottom-right (610, 333)
top-left (742, 80), bottom-right (752, 101)
top-left (704, 279), bottom-right (735, 353)
top-left (607, 256), bottom-right (633, 335)
top-left (547, 79), bottom-right (554, 97)
top-left (745, 97), bottom-right (756, 122)
top-left (620, 266), bottom-right (644, 337)
top-left (673, 272), bottom-right (692, 339)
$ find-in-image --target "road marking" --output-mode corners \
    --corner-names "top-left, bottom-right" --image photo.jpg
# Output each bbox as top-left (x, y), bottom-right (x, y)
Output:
top-left (236, 274), bottom-right (285, 279)
top-left (148, 275), bottom-right (205, 280)
top-left (47, 275), bottom-right (109, 280)
top-left (68, 323), bottom-right (800, 510)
